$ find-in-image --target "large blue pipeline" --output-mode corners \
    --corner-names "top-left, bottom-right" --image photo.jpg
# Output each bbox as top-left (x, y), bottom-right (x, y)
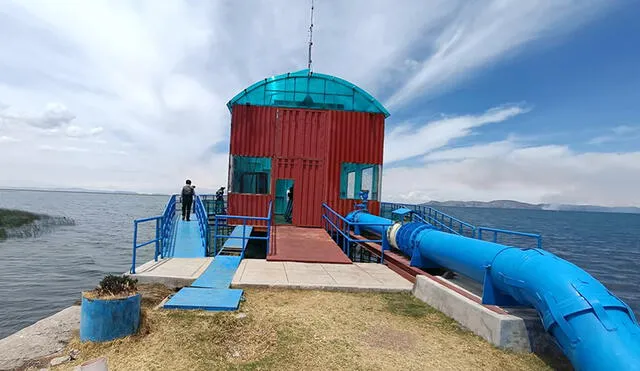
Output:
top-left (347, 209), bottom-right (640, 371)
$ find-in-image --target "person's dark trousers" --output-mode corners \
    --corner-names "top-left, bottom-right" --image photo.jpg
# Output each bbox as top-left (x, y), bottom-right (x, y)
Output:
top-left (182, 196), bottom-right (193, 221)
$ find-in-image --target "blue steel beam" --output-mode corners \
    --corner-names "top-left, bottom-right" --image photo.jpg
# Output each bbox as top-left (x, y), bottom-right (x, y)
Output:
top-left (347, 211), bottom-right (640, 371)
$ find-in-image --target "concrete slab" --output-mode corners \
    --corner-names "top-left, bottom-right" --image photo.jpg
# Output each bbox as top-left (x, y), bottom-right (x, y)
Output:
top-left (126, 257), bottom-right (213, 288)
top-left (0, 306), bottom-right (80, 370)
top-left (412, 275), bottom-right (531, 352)
top-left (283, 262), bottom-right (327, 272)
top-left (232, 260), bottom-right (413, 292)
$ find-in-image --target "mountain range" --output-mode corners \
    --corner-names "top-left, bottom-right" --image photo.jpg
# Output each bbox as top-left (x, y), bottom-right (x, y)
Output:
top-left (422, 200), bottom-right (640, 214)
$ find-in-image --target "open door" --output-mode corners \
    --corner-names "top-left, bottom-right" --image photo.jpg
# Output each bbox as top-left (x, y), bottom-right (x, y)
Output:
top-left (274, 179), bottom-right (294, 225)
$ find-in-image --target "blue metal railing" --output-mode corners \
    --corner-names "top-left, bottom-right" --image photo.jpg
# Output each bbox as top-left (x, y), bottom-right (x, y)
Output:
top-left (212, 201), bottom-right (273, 257)
top-left (321, 203), bottom-right (391, 263)
top-left (477, 227), bottom-right (542, 249)
top-left (194, 195), bottom-right (209, 256)
top-left (198, 194), bottom-right (227, 217)
top-left (160, 195), bottom-right (177, 255)
top-left (131, 216), bottom-right (162, 274)
top-left (381, 202), bottom-right (476, 237)
top-left (131, 195), bottom-right (177, 274)
top-left (379, 201), bottom-right (542, 248)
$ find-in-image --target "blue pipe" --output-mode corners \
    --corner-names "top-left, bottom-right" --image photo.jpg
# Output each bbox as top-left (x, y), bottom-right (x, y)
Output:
top-left (348, 211), bottom-right (640, 371)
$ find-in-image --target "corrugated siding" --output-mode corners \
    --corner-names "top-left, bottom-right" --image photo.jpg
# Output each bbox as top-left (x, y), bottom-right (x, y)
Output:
top-left (275, 109), bottom-right (327, 159)
top-left (325, 111), bottom-right (385, 220)
top-left (293, 159), bottom-right (325, 226)
top-left (228, 105), bottom-right (386, 227)
top-left (230, 105), bottom-right (277, 157)
top-left (273, 109), bottom-right (327, 226)
top-left (227, 193), bottom-right (272, 226)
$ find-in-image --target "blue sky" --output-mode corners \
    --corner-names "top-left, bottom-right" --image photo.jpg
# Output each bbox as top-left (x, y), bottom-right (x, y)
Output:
top-left (0, 1), bottom-right (639, 206)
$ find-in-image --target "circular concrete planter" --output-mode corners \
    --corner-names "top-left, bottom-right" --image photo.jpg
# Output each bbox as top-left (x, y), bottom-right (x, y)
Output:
top-left (80, 293), bottom-right (141, 342)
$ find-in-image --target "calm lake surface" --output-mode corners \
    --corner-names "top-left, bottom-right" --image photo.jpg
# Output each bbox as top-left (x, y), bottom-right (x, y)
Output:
top-left (0, 190), bottom-right (639, 339)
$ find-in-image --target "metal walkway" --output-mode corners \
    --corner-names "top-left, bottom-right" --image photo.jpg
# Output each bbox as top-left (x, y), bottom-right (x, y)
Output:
top-left (164, 226), bottom-right (252, 311)
top-left (168, 218), bottom-right (205, 258)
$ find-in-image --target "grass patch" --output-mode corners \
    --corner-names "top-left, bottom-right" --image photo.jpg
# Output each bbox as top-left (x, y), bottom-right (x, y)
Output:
top-left (59, 288), bottom-right (553, 371)
top-left (0, 208), bottom-right (41, 239)
top-left (380, 291), bottom-right (436, 317)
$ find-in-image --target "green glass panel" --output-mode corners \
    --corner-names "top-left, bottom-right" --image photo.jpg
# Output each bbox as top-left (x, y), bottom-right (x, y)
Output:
top-left (227, 69), bottom-right (390, 117)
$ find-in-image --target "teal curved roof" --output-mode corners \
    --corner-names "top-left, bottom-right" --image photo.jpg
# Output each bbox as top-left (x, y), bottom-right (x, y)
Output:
top-left (226, 69), bottom-right (390, 118)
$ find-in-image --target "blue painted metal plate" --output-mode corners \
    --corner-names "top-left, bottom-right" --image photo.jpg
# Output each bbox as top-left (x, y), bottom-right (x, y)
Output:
top-left (171, 217), bottom-right (205, 258)
top-left (163, 287), bottom-right (243, 311)
top-left (223, 226), bottom-right (254, 249)
top-left (192, 256), bottom-right (242, 288)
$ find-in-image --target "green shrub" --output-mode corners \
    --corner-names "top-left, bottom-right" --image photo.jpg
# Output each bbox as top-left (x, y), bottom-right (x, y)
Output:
top-left (96, 274), bottom-right (138, 297)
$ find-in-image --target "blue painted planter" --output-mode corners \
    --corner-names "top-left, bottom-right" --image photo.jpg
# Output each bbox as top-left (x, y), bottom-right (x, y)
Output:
top-left (80, 293), bottom-right (141, 342)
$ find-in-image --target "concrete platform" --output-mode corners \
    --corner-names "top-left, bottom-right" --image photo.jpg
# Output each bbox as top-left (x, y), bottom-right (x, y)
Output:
top-left (231, 259), bottom-right (413, 292)
top-left (126, 257), bottom-right (213, 288)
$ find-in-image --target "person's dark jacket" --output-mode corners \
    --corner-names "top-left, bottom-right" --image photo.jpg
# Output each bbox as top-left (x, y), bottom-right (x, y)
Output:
top-left (182, 185), bottom-right (194, 198)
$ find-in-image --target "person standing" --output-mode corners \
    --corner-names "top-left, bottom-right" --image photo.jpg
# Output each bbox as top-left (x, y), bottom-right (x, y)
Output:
top-left (284, 185), bottom-right (293, 223)
top-left (181, 179), bottom-right (194, 221)
top-left (191, 185), bottom-right (196, 214)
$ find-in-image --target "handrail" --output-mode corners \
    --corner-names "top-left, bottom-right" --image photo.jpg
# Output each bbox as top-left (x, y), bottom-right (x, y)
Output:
top-left (194, 195), bottom-right (209, 256)
top-left (130, 195), bottom-right (177, 274)
top-left (379, 201), bottom-right (542, 248)
top-left (477, 226), bottom-right (542, 249)
top-left (212, 201), bottom-right (273, 257)
top-left (130, 215), bottom-right (163, 274)
top-left (321, 203), bottom-right (391, 263)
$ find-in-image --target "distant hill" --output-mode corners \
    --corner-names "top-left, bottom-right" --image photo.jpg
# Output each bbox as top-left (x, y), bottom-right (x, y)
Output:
top-left (0, 187), bottom-right (167, 196)
top-left (421, 200), bottom-right (640, 214)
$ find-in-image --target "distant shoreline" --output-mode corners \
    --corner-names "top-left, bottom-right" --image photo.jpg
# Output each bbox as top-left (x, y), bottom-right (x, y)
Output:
top-left (2, 188), bottom-right (638, 214)
top-left (0, 188), bottom-right (169, 197)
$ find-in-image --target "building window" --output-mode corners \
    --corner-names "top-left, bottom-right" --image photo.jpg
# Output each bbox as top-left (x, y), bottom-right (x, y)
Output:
top-left (340, 163), bottom-right (381, 200)
top-left (230, 156), bottom-right (271, 195)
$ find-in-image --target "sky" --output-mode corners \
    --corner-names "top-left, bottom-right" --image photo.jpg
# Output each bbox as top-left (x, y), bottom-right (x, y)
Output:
top-left (1, 0), bottom-right (639, 207)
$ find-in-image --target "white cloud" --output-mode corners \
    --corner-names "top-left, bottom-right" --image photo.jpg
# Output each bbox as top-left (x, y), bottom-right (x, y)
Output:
top-left (385, 1), bottom-right (607, 109)
top-left (588, 125), bottom-right (640, 145)
top-left (0, 103), bottom-right (75, 129)
top-left (38, 145), bottom-right (88, 153)
top-left (383, 142), bottom-right (640, 207)
top-left (0, 135), bottom-right (20, 143)
top-left (0, 0), bottom-right (625, 205)
top-left (384, 104), bottom-right (528, 163)
top-left (65, 125), bottom-right (104, 138)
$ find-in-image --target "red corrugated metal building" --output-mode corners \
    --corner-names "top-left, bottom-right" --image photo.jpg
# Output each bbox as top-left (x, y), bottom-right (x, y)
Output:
top-left (225, 69), bottom-right (390, 227)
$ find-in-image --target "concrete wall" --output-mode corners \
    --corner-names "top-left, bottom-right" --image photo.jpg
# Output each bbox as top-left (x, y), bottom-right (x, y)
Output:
top-left (412, 275), bottom-right (531, 352)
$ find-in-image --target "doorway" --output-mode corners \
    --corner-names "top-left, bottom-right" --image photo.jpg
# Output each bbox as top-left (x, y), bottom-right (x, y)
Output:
top-left (274, 179), bottom-right (294, 225)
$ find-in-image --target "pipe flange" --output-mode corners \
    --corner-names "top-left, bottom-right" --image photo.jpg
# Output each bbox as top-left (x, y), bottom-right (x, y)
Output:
top-left (387, 222), bottom-right (402, 250)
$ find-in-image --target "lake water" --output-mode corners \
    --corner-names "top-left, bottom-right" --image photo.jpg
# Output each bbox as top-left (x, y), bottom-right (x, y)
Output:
top-left (0, 190), bottom-right (639, 339)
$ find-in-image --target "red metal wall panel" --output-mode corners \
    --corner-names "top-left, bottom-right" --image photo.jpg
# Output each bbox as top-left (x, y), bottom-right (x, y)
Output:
top-left (275, 109), bottom-right (327, 159)
top-left (292, 159), bottom-right (325, 227)
top-left (230, 105), bottom-right (277, 157)
top-left (324, 111), bottom-right (385, 219)
top-left (227, 193), bottom-right (272, 226)
top-left (228, 104), bottom-right (386, 227)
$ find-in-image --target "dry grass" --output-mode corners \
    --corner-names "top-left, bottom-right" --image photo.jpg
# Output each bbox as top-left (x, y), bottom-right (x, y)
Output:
top-left (58, 288), bottom-right (552, 371)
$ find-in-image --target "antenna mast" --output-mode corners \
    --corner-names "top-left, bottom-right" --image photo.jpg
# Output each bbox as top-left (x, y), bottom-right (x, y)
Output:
top-left (307, 0), bottom-right (314, 73)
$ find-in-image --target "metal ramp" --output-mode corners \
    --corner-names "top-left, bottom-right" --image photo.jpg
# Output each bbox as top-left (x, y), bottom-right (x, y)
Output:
top-left (217, 226), bottom-right (253, 257)
top-left (164, 226), bottom-right (253, 311)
